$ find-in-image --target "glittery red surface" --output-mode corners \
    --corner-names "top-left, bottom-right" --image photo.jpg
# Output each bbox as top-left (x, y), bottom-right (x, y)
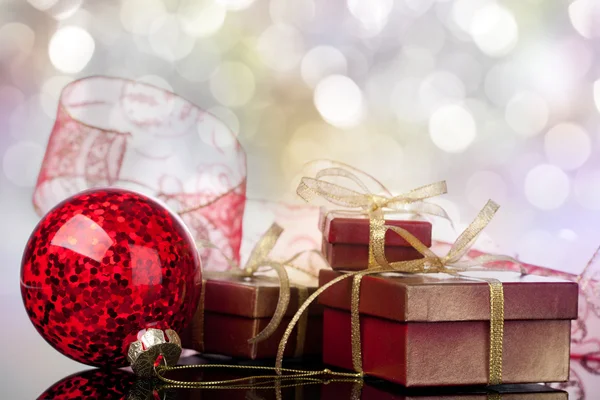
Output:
top-left (21, 188), bottom-right (202, 368)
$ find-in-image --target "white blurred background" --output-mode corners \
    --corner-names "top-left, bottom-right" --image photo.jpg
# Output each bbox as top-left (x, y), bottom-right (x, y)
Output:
top-left (1, 0), bottom-right (600, 396)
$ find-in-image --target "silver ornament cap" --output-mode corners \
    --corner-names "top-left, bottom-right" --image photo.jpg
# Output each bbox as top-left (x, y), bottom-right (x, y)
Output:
top-left (127, 328), bottom-right (182, 377)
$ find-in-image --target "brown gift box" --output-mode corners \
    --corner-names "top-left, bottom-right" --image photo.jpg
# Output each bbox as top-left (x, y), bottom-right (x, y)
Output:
top-left (320, 210), bottom-right (431, 270)
top-left (181, 274), bottom-right (322, 359)
top-left (319, 269), bottom-right (578, 387)
top-left (321, 381), bottom-right (568, 399)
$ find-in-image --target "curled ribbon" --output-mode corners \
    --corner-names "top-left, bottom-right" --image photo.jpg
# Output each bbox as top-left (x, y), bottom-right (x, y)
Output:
top-left (197, 223), bottom-right (322, 345)
top-left (296, 160), bottom-right (451, 267)
top-left (276, 200), bottom-right (524, 386)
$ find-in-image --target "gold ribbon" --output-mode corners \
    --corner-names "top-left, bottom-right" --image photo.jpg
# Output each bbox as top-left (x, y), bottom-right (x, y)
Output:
top-left (296, 160), bottom-right (450, 267)
top-left (191, 278), bottom-right (208, 352)
top-left (276, 200), bottom-right (523, 386)
top-left (196, 223), bottom-right (322, 349)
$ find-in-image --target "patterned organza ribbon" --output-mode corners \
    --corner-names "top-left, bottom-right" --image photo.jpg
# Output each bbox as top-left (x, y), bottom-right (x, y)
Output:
top-left (296, 160), bottom-right (450, 267)
top-left (33, 76), bottom-right (247, 270)
top-left (276, 200), bottom-right (524, 386)
top-left (195, 223), bottom-right (323, 352)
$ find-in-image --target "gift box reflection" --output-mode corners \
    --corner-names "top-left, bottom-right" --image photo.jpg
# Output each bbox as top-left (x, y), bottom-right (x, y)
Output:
top-left (322, 381), bottom-right (568, 400)
top-left (37, 368), bottom-right (570, 400)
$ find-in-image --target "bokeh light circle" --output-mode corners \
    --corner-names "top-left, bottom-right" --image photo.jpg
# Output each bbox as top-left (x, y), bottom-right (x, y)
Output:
top-left (574, 168), bottom-right (600, 210)
top-left (301, 46), bottom-right (348, 88)
top-left (347, 0), bottom-right (393, 32)
top-left (120, 0), bottom-right (167, 36)
top-left (505, 91), bottom-right (548, 137)
top-left (148, 15), bottom-right (195, 62)
top-left (176, 42), bottom-right (221, 83)
top-left (178, 0), bottom-right (227, 38)
top-left (429, 104), bottom-right (476, 152)
top-left (270, 0), bottom-right (315, 25)
top-left (48, 26), bottom-right (95, 73)
top-left (524, 164), bottom-right (570, 210)
top-left (544, 123), bottom-right (590, 171)
top-left (559, 229), bottom-right (578, 242)
top-left (592, 79), bottom-right (600, 113)
top-left (216, 0), bottom-right (255, 11)
top-left (27, 0), bottom-right (58, 10)
top-left (466, 170), bottom-right (508, 207)
top-left (418, 71), bottom-right (466, 116)
top-left (0, 85), bottom-right (26, 119)
top-left (3, 141), bottom-right (45, 187)
top-left (314, 75), bottom-right (364, 128)
top-left (484, 62), bottom-right (520, 106)
top-left (391, 78), bottom-right (425, 122)
top-left (257, 24), bottom-right (304, 72)
top-left (470, 3), bottom-right (519, 57)
top-left (209, 62), bottom-right (256, 107)
top-left (0, 23), bottom-right (36, 62)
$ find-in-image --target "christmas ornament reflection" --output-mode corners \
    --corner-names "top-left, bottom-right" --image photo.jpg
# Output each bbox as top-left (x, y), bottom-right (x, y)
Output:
top-left (37, 369), bottom-right (137, 400)
top-left (21, 188), bottom-right (202, 369)
top-left (37, 368), bottom-right (178, 400)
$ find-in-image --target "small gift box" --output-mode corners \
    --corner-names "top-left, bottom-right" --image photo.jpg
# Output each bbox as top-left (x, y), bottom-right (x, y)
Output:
top-left (318, 269), bottom-right (578, 387)
top-left (320, 210), bottom-right (432, 270)
top-left (182, 274), bottom-right (322, 359)
top-left (321, 381), bottom-right (568, 399)
top-left (296, 160), bottom-right (446, 271)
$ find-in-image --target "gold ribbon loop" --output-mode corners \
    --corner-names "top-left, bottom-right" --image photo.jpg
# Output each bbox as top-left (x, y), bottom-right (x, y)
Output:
top-left (297, 174), bottom-right (448, 214)
top-left (371, 200), bottom-right (501, 273)
top-left (297, 160), bottom-right (449, 215)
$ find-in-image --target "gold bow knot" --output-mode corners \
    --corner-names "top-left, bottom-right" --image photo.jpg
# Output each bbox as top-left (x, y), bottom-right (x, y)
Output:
top-left (298, 163), bottom-right (449, 217)
top-left (297, 160), bottom-right (451, 268)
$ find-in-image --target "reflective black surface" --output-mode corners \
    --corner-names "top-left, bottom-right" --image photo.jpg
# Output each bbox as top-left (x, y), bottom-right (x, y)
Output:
top-left (32, 354), bottom-right (584, 399)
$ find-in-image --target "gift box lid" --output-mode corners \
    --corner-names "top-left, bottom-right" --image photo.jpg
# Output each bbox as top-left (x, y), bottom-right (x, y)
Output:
top-left (320, 209), bottom-right (432, 247)
top-left (319, 269), bottom-right (578, 322)
top-left (204, 273), bottom-right (321, 319)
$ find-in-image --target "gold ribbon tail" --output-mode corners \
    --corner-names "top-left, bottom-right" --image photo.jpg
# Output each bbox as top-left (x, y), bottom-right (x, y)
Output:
top-left (191, 278), bottom-right (207, 353)
top-left (275, 271), bottom-right (365, 376)
top-left (294, 286), bottom-right (309, 358)
top-left (487, 279), bottom-right (504, 385)
top-left (248, 261), bottom-right (291, 344)
top-left (350, 273), bottom-right (366, 374)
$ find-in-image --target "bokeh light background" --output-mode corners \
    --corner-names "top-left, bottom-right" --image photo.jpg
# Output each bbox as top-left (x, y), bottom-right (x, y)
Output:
top-left (1, 0), bottom-right (600, 396)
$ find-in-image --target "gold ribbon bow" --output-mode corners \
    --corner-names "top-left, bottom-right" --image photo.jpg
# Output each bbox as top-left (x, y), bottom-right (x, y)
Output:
top-left (296, 160), bottom-right (450, 267)
top-left (197, 223), bottom-right (321, 347)
top-left (276, 200), bottom-right (523, 386)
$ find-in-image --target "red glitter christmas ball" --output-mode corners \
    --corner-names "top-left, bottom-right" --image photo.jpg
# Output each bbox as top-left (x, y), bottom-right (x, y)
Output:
top-left (21, 188), bottom-right (202, 368)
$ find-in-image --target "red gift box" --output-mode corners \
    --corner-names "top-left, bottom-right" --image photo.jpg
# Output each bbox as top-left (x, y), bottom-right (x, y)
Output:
top-left (181, 275), bottom-right (322, 359)
top-left (320, 210), bottom-right (432, 270)
top-left (319, 269), bottom-right (578, 387)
